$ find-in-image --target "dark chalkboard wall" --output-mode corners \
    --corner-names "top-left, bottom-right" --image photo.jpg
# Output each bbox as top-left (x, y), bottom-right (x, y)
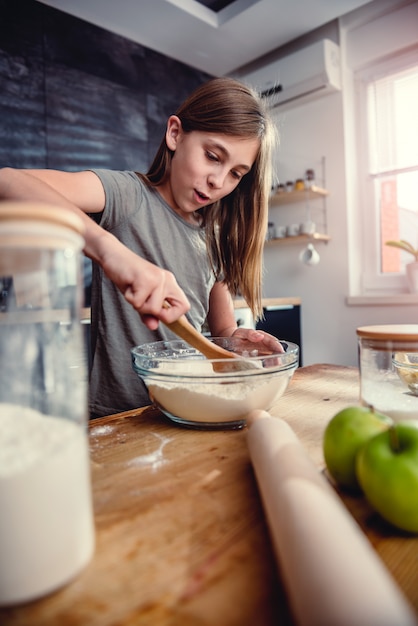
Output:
top-left (0, 0), bottom-right (212, 171)
top-left (0, 0), bottom-right (212, 306)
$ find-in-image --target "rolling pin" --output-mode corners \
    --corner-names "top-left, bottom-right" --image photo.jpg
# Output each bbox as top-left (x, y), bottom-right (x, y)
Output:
top-left (246, 410), bottom-right (417, 626)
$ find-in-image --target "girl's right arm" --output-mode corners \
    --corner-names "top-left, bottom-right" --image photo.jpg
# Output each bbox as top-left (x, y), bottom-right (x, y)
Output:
top-left (0, 168), bottom-right (190, 329)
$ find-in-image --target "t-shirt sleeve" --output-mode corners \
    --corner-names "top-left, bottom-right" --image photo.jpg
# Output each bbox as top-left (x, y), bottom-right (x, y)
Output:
top-left (89, 170), bottom-right (144, 231)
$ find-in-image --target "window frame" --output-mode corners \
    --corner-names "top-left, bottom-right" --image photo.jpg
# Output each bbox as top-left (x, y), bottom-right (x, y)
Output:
top-left (354, 48), bottom-right (418, 296)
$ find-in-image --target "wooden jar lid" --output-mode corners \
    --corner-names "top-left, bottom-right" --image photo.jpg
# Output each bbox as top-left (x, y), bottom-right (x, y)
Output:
top-left (0, 201), bottom-right (85, 236)
top-left (357, 325), bottom-right (418, 342)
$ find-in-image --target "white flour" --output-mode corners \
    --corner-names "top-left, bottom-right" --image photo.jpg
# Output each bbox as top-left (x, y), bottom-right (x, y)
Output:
top-left (0, 404), bottom-right (95, 605)
top-left (362, 380), bottom-right (418, 421)
top-left (147, 360), bottom-right (291, 423)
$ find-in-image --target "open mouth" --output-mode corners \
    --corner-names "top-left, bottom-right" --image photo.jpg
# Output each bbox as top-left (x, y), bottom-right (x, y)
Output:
top-left (195, 189), bottom-right (209, 203)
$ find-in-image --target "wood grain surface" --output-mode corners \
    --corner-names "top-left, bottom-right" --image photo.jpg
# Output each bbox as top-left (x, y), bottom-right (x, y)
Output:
top-left (1, 364), bottom-right (417, 626)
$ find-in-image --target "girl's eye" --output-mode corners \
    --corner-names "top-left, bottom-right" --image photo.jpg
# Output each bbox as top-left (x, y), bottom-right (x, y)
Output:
top-left (231, 170), bottom-right (242, 180)
top-left (206, 151), bottom-right (219, 162)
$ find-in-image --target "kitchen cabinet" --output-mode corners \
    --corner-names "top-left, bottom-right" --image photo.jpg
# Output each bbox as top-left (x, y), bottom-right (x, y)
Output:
top-left (256, 302), bottom-right (303, 365)
top-left (266, 185), bottom-right (330, 246)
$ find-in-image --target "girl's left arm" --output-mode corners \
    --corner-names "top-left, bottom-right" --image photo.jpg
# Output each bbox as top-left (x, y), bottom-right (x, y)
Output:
top-left (206, 282), bottom-right (283, 353)
top-left (206, 281), bottom-right (237, 337)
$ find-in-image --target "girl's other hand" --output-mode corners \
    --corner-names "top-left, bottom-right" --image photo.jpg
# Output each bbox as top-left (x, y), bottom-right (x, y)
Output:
top-left (231, 327), bottom-right (285, 354)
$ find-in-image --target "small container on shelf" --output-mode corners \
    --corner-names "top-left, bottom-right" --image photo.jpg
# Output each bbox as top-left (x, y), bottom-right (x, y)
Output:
top-left (305, 169), bottom-right (315, 189)
top-left (266, 221), bottom-right (276, 241)
top-left (275, 225), bottom-right (287, 238)
top-left (286, 223), bottom-right (300, 237)
top-left (300, 220), bottom-right (316, 235)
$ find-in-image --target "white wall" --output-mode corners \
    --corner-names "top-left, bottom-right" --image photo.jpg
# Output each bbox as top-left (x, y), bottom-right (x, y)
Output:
top-left (261, 0), bottom-right (418, 368)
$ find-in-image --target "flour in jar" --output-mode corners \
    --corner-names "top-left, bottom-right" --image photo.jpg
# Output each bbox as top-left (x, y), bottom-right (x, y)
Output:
top-left (146, 360), bottom-right (291, 423)
top-left (0, 404), bottom-right (95, 606)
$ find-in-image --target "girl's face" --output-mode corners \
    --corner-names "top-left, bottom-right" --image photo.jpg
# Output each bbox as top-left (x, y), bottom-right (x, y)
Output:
top-left (159, 115), bottom-right (260, 224)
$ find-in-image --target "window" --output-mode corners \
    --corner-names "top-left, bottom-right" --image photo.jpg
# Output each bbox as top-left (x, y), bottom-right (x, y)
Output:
top-left (356, 50), bottom-right (418, 295)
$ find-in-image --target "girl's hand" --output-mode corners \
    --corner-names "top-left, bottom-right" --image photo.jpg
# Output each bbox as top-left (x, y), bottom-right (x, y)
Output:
top-left (231, 327), bottom-right (285, 354)
top-left (99, 234), bottom-right (190, 329)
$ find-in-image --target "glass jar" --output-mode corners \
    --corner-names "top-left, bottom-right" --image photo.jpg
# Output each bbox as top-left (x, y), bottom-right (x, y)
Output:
top-left (0, 201), bottom-right (95, 606)
top-left (357, 324), bottom-right (418, 421)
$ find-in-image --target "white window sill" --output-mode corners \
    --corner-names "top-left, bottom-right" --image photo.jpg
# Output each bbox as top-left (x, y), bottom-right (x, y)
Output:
top-left (346, 294), bottom-right (418, 306)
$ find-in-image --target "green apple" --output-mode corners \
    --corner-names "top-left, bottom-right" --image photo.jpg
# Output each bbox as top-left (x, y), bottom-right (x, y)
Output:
top-left (323, 406), bottom-right (393, 491)
top-left (356, 422), bottom-right (418, 533)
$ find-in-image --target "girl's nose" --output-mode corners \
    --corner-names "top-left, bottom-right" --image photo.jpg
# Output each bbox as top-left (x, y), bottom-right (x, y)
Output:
top-left (208, 170), bottom-right (225, 189)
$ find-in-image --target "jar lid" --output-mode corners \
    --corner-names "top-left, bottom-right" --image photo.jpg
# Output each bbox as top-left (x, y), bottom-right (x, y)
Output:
top-left (0, 201), bottom-right (85, 236)
top-left (357, 324), bottom-right (418, 341)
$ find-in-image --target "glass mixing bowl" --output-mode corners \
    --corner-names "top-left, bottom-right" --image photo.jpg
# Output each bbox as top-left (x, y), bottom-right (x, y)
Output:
top-left (131, 337), bottom-right (299, 429)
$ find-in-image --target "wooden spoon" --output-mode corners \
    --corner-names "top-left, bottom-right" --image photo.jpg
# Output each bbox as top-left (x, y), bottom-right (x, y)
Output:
top-left (162, 305), bottom-right (258, 373)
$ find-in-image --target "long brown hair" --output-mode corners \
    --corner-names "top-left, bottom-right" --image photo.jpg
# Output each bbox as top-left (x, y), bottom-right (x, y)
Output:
top-left (141, 77), bottom-right (277, 320)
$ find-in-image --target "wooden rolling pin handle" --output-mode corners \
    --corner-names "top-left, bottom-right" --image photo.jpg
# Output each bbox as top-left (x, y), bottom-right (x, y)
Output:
top-left (246, 410), bottom-right (417, 626)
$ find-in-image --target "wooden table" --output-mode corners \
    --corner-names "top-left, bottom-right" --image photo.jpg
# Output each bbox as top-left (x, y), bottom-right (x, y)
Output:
top-left (1, 364), bottom-right (417, 625)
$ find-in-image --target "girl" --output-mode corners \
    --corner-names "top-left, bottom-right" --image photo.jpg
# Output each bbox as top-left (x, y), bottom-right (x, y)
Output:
top-left (0, 77), bottom-right (281, 417)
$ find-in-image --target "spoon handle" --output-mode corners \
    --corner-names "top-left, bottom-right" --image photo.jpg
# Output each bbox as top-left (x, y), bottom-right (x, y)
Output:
top-left (162, 302), bottom-right (235, 361)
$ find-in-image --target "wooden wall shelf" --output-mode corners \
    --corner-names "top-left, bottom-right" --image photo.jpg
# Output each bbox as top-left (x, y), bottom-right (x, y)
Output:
top-left (269, 186), bottom-right (328, 207)
top-left (268, 175), bottom-right (330, 244)
top-left (265, 233), bottom-right (330, 246)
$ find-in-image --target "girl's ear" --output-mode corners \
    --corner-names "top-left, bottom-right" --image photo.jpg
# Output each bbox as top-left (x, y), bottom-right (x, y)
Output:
top-left (165, 115), bottom-right (182, 151)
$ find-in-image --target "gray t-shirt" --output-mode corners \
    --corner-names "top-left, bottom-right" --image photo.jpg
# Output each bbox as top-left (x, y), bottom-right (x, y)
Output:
top-left (88, 170), bottom-right (216, 417)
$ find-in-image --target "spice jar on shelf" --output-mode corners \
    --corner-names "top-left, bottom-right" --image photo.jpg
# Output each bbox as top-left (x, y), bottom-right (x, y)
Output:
top-left (305, 169), bottom-right (315, 189)
top-left (0, 201), bottom-right (95, 606)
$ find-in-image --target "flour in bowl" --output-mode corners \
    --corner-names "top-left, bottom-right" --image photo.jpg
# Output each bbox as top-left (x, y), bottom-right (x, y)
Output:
top-left (146, 360), bottom-right (292, 423)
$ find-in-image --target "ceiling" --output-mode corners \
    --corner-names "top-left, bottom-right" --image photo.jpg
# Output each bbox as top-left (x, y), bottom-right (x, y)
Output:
top-left (37, 0), bottom-right (373, 76)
